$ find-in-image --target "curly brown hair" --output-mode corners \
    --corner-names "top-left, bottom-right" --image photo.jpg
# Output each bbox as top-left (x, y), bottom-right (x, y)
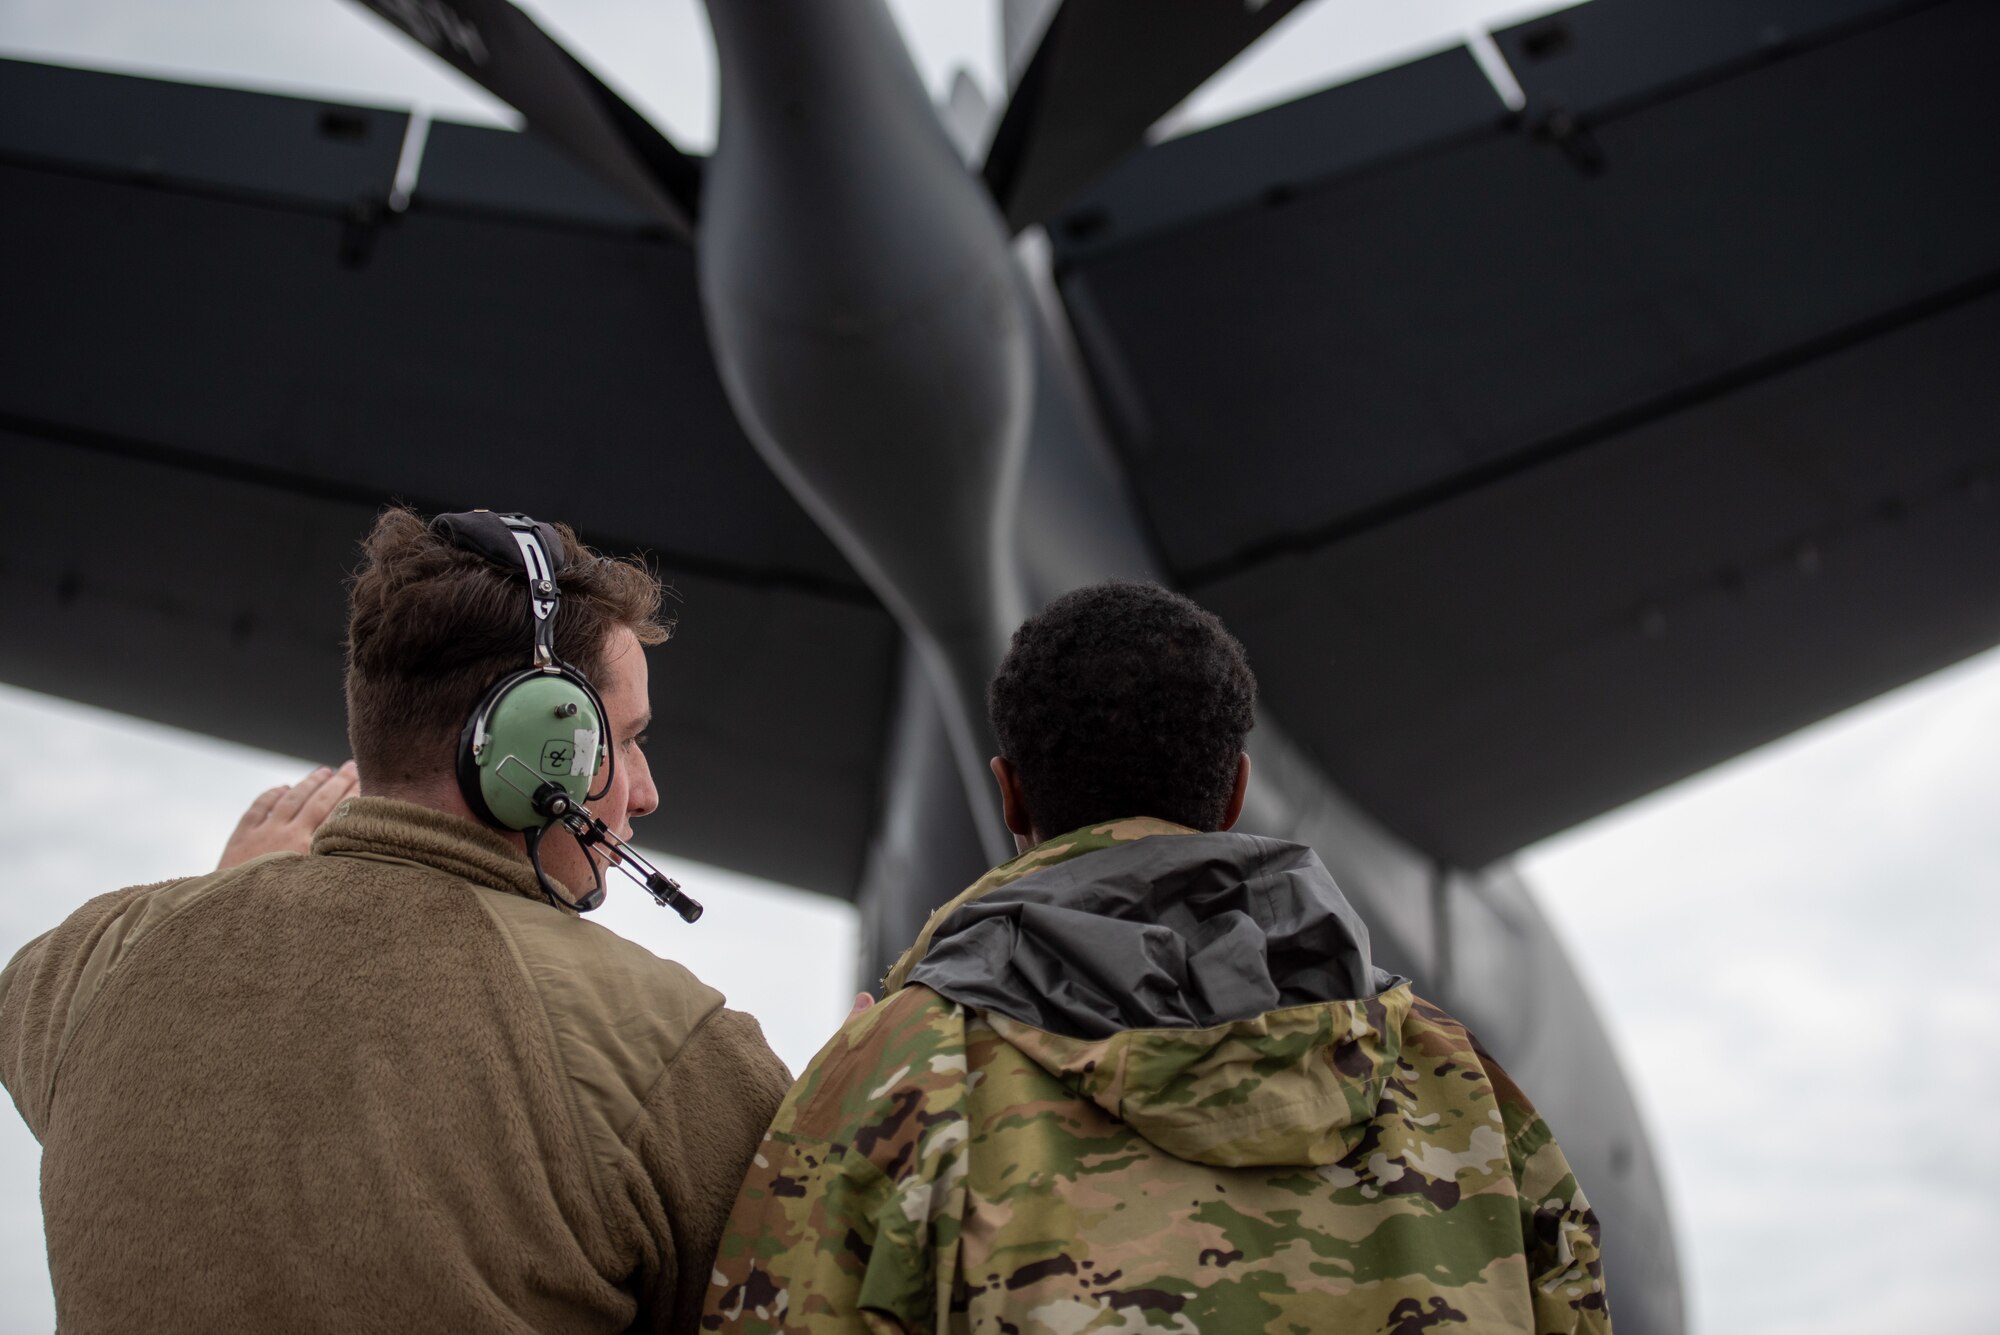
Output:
top-left (988, 580), bottom-right (1256, 838)
top-left (344, 508), bottom-right (671, 790)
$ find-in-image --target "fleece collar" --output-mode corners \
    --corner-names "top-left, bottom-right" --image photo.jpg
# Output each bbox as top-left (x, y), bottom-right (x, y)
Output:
top-left (312, 797), bottom-right (565, 908)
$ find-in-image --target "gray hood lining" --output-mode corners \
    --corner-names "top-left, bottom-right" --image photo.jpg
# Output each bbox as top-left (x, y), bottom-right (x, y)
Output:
top-left (906, 832), bottom-right (1399, 1040)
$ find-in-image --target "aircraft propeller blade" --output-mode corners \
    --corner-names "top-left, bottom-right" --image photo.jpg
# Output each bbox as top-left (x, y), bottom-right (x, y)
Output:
top-left (348, 0), bottom-right (699, 237)
top-left (982, 0), bottom-right (1314, 233)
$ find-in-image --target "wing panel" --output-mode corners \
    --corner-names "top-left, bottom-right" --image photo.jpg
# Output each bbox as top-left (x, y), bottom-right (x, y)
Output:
top-left (0, 434), bottom-right (895, 897)
top-left (0, 64), bottom-right (899, 896)
top-left (1200, 292), bottom-right (2000, 865)
top-left (0, 57), bottom-right (406, 206)
top-left (1496, 0), bottom-right (1920, 115)
top-left (420, 118), bottom-right (657, 228)
top-left (1044, 0), bottom-right (2000, 863)
top-left (347, 0), bottom-right (697, 232)
top-left (1047, 44), bottom-right (1501, 264)
top-left (1056, 0), bottom-right (2000, 575)
top-left (0, 99), bottom-right (856, 589)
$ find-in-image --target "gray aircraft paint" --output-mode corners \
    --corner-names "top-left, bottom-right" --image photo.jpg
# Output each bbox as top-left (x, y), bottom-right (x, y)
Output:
top-left (30, 2), bottom-right (1992, 1329)
top-left (698, 0), bottom-right (1030, 864)
top-left (684, 4), bottom-right (1679, 1329)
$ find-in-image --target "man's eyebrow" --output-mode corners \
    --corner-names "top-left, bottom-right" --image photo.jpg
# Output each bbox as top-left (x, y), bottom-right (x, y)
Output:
top-left (624, 712), bottom-right (653, 739)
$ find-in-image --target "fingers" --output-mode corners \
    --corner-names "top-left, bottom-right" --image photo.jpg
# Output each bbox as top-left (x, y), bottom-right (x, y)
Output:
top-left (272, 761), bottom-right (356, 824)
top-left (296, 761), bottom-right (359, 828)
top-left (270, 760), bottom-right (358, 827)
top-left (234, 784), bottom-right (288, 833)
top-left (262, 759), bottom-right (360, 823)
top-left (847, 992), bottom-right (876, 1021)
top-left (217, 761), bottom-right (359, 870)
top-left (269, 766), bottom-right (333, 822)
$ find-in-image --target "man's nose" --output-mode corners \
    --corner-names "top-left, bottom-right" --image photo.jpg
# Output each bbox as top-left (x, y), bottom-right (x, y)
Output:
top-left (628, 753), bottom-right (661, 821)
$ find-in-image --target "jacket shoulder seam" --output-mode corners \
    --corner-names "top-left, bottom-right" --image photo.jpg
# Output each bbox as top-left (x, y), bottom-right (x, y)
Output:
top-left (618, 998), bottom-right (729, 1147)
top-left (47, 863), bottom-right (276, 1108)
top-left (467, 889), bottom-right (623, 1228)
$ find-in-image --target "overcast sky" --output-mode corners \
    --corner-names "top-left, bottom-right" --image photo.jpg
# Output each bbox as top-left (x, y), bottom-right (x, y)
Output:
top-left (3, 3), bottom-right (1996, 1333)
top-left (0, 0), bottom-right (1561, 145)
top-left (1523, 646), bottom-right (2000, 1335)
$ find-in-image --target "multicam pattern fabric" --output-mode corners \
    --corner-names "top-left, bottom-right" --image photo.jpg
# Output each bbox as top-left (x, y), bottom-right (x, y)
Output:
top-left (706, 822), bottom-right (1610, 1333)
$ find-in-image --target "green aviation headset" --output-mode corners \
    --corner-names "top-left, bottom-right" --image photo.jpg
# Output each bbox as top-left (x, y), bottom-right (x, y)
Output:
top-left (435, 510), bottom-right (701, 922)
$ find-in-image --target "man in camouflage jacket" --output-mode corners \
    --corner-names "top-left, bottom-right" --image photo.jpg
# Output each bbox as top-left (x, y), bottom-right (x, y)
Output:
top-left (705, 582), bottom-right (1610, 1334)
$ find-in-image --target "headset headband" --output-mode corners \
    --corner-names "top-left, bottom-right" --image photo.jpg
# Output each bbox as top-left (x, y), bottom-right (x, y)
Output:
top-left (431, 510), bottom-right (566, 667)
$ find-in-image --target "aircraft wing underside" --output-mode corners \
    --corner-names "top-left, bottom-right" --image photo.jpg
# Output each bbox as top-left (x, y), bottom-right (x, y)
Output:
top-left (2, 0), bottom-right (1996, 896)
top-left (1050, 0), bottom-right (2000, 864)
top-left (0, 58), bottom-right (895, 894)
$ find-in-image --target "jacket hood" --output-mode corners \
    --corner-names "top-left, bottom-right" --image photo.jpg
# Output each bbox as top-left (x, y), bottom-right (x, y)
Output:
top-left (986, 990), bottom-right (1411, 1168)
top-left (903, 823), bottom-right (1408, 1167)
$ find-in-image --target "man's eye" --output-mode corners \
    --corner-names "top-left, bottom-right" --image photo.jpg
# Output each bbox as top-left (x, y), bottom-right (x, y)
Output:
top-left (626, 733), bottom-right (650, 750)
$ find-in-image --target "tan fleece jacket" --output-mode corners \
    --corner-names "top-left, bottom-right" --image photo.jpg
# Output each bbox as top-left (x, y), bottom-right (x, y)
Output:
top-left (0, 797), bottom-right (790, 1335)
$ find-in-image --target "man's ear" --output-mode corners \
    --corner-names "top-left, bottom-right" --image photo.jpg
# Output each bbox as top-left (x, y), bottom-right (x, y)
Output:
top-left (989, 756), bottom-right (1035, 841)
top-left (1218, 752), bottom-right (1252, 831)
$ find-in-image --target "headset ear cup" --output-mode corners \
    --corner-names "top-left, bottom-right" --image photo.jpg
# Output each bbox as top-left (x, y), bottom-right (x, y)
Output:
top-left (567, 666), bottom-right (616, 802)
top-left (458, 670), bottom-right (601, 831)
top-left (457, 670), bottom-right (528, 829)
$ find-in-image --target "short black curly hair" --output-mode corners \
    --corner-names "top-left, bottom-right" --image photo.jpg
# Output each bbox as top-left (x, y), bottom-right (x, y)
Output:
top-left (988, 580), bottom-right (1257, 839)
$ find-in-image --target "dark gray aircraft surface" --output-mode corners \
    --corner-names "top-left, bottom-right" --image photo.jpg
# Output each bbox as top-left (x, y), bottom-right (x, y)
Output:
top-left (5, 0), bottom-right (1999, 1329)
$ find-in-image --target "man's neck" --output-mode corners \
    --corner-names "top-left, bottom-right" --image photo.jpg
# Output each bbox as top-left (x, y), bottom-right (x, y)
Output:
top-left (362, 778), bottom-right (525, 854)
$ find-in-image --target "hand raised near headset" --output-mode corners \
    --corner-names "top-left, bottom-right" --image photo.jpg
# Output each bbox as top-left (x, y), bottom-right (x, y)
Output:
top-left (218, 761), bottom-right (360, 870)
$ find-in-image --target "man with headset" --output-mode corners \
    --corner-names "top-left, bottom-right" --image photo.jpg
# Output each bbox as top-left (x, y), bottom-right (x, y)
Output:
top-left (0, 507), bottom-right (789, 1334)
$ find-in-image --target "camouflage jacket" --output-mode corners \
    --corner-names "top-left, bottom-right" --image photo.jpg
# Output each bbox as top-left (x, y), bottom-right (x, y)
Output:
top-left (706, 820), bottom-right (1610, 1333)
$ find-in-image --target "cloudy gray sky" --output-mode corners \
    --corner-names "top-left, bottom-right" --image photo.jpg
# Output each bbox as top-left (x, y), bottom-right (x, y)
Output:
top-left (1523, 646), bottom-right (2000, 1335)
top-left (3, 3), bottom-right (1996, 1332)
